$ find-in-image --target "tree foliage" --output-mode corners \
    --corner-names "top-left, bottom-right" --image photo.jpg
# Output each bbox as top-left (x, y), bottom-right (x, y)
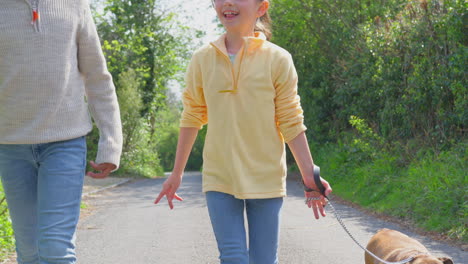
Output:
top-left (87, 0), bottom-right (194, 176)
top-left (272, 0), bottom-right (466, 241)
top-left (271, 0), bottom-right (466, 151)
top-left (94, 0), bottom-right (191, 109)
top-left (0, 184), bottom-right (14, 260)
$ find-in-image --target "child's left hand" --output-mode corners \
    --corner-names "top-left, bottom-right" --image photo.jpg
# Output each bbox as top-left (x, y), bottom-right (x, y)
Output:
top-left (154, 174), bottom-right (183, 209)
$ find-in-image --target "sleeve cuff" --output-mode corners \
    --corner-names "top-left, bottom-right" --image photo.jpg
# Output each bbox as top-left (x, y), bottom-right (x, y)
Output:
top-left (96, 145), bottom-right (122, 171)
top-left (179, 120), bottom-right (204, 130)
top-left (283, 124), bottom-right (307, 143)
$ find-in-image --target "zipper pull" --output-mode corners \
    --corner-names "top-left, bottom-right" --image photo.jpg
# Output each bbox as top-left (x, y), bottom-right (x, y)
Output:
top-left (31, 9), bottom-right (39, 25)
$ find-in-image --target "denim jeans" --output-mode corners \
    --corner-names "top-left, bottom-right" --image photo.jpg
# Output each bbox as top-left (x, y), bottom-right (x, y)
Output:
top-left (0, 136), bottom-right (86, 264)
top-left (206, 191), bottom-right (283, 264)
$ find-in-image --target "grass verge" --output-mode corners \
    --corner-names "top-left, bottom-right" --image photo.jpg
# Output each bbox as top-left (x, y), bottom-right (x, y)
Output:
top-left (311, 140), bottom-right (467, 244)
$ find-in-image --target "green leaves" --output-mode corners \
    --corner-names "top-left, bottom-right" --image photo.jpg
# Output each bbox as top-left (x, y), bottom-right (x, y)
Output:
top-left (86, 0), bottom-right (197, 177)
top-left (312, 139), bottom-right (467, 242)
top-left (276, 0), bottom-right (466, 243)
top-left (94, 0), bottom-right (192, 111)
top-left (272, 0), bottom-right (465, 151)
top-left (0, 183), bottom-right (14, 261)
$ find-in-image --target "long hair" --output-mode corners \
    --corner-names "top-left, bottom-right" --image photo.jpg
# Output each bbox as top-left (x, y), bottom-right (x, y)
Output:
top-left (211, 0), bottom-right (273, 40)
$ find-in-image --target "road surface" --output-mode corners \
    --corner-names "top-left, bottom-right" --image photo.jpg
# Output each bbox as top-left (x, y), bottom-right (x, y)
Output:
top-left (76, 172), bottom-right (466, 263)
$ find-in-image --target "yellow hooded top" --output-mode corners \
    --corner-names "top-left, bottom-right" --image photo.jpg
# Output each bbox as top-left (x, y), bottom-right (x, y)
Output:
top-left (180, 32), bottom-right (307, 199)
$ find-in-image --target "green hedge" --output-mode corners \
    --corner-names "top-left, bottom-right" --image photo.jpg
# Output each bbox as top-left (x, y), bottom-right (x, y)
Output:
top-left (312, 138), bottom-right (467, 242)
top-left (271, 0), bottom-right (466, 243)
top-left (0, 183), bottom-right (14, 261)
top-left (271, 0), bottom-right (466, 148)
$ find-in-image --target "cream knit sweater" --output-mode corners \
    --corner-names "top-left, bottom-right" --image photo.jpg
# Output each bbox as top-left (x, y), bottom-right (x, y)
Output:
top-left (0, 0), bottom-right (122, 167)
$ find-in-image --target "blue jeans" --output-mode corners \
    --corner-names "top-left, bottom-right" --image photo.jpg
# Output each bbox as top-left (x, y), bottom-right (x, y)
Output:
top-left (0, 136), bottom-right (86, 264)
top-left (206, 191), bottom-right (283, 264)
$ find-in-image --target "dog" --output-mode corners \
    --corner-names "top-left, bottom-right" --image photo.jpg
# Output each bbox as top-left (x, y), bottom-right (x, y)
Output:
top-left (365, 228), bottom-right (453, 264)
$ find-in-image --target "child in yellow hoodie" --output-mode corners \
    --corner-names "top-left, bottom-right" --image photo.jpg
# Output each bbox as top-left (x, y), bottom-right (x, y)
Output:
top-left (155, 0), bottom-right (332, 263)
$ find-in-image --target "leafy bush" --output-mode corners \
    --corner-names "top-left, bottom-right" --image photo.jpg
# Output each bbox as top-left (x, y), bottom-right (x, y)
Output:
top-left (272, 0), bottom-right (466, 151)
top-left (313, 139), bottom-right (467, 242)
top-left (86, 69), bottom-right (165, 177)
top-left (274, 1), bottom-right (466, 241)
top-left (148, 104), bottom-right (181, 173)
top-left (116, 69), bottom-right (165, 177)
top-left (86, 0), bottom-right (196, 177)
top-left (348, 115), bottom-right (384, 159)
top-left (0, 183), bottom-right (14, 261)
top-left (155, 116), bottom-right (207, 172)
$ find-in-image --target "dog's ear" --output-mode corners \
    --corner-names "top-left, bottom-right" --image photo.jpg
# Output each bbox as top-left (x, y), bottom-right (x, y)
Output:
top-left (438, 257), bottom-right (453, 264)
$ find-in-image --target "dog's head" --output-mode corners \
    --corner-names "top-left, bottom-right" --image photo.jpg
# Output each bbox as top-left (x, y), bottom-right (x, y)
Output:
top-left (412, 255), bottom-right (453, 264)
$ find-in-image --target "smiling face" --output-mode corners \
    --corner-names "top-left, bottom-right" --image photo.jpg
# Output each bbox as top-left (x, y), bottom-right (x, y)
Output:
top-left (213, 0), bottom-right (268, 35)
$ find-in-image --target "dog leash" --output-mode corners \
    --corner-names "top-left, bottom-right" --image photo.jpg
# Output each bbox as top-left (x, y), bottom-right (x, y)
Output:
top-left (309, 165), bottom-right (417, 264)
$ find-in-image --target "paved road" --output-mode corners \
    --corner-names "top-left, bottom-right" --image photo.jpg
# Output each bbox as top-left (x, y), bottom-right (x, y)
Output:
top-left (76, 172), bottom-right (466, 264)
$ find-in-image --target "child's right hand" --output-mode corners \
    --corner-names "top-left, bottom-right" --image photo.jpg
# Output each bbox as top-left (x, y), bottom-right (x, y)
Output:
top-left (154, 174), bottom-right (183, 209)
top-left (303, 176), bottom-right (332, 219)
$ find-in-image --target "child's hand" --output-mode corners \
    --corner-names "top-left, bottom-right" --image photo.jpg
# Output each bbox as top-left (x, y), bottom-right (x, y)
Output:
top-left (154, 174), bottom-right (183, 209)
top-left (303, 177), bottom-right (332, 219)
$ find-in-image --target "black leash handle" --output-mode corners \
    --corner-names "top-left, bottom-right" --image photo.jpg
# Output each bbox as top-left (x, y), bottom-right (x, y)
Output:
top-left (313, 165), bottom-right (327, 198)
top-left (302, 165), bottom-right (327, 198)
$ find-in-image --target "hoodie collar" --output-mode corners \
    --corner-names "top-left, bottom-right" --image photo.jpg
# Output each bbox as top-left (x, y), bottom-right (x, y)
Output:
top-left (211, 32), bottom-right (267, 56)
